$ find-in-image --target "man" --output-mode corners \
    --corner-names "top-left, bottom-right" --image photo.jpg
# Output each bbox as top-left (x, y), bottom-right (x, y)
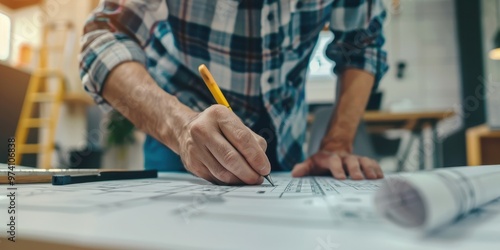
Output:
top-left (80, 0), bottom-right (388, 185)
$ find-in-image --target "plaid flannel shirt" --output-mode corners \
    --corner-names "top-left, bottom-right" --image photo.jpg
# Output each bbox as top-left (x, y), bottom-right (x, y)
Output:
top-left (80, 0), bottom-right (388, 170)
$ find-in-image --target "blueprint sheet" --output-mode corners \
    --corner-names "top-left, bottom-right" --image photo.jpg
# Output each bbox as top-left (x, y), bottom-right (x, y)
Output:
top-left (1, 173), bottom-right (499, 250)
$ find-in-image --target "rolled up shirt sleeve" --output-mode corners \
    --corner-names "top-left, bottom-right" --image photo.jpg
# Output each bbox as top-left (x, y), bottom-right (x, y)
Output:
top-left (325, 0), bottom-right (389, 88)
top-left (79, 0), bottom-right (168, 109)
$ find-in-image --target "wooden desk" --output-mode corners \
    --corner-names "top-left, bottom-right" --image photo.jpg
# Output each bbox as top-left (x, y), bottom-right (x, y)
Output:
top-left (363, 110), bottom-right (455, 171)
top-left (364, 111), bottom-right (455, 132)
top-left (467, 124), bottom-right (500, 166)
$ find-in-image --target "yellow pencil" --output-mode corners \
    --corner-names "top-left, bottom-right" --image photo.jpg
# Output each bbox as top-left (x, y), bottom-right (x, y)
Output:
top-left (198, 64), bottom-right (275, 186)
top-left (198, 64), bottom-right (232, 111)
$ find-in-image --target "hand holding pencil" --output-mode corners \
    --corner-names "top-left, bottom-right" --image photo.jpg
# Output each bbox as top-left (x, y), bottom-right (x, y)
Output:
top-left (175, 65), bottom-right (272, 186)
top-left (198, 65), bottom-right (274, 186)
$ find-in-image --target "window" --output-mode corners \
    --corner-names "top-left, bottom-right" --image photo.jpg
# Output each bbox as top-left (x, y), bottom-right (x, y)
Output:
top-left (308, 32), bottom-right (335, 76)
top-left (0, 12), bottom-right (11, 61)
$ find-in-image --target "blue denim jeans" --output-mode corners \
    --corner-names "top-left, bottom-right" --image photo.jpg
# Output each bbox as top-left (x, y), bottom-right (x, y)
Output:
top-left (143, 135), bottom-right (186, 172)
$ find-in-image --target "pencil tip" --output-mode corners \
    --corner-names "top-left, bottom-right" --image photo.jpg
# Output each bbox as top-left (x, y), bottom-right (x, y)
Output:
top-left (264, 175), bottom-right (275, 186)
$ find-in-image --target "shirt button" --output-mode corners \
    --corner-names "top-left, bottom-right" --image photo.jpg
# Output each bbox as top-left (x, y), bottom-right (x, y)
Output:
top-left (296, 1), bottom-right (303, 9)
top-left (268, 76), bottom-right (274, 83)
top-left (267, 12), bottom-right (274, 21)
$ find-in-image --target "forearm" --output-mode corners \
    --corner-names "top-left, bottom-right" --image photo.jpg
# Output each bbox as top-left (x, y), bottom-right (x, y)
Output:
top-left (321, 68), bottom-right (374, 153)
top-left (102, 62), bottom-right (196, 154)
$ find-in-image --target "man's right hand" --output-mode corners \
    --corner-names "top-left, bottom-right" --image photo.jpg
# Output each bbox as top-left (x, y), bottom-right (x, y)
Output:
top-left (178, 105), bottom-right (271, 185)
top-left (103, 62), bottom-right (269, 185)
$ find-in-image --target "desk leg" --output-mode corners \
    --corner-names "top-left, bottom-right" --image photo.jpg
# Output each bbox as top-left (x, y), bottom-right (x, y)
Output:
top-left (397, 133), bottom-right (416, 172)
top-left (419, 131), bottom-right (425, 170)
top-left (432, 125), bottom-right (442, 168)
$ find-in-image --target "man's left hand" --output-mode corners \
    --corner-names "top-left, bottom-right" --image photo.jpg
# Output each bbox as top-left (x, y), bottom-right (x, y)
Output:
top-left (292, 150), bottom-right (384, 180)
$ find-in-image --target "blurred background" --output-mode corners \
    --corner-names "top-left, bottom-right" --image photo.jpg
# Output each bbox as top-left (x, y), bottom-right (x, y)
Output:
top-left (0, 0), bottom-right (499, 172)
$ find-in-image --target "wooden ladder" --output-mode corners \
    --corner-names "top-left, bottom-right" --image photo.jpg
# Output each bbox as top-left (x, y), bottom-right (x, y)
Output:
top-left (15, 70), bottom-right (66, 169)
top-left (15, 21), bottom-right (74, 169)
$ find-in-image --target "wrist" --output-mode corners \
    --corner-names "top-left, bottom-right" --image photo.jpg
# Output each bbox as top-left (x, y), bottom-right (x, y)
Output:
top-left (320, 137), bottom-right (353, 154)
top-left (159, 98), bottom-right (198, 154)
top-left (321, 118), bottom-right (357, 154)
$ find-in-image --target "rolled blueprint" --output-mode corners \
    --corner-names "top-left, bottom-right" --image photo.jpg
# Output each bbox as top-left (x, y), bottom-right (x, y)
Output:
top-left (374, 165), bottom-right (500, 231)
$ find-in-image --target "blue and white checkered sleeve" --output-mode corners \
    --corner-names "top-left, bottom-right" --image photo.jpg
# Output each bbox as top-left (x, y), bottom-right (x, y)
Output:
top-left (325, 0), bottom-right (389, 87)
top-left (79, 0), bottom-right (167, 109)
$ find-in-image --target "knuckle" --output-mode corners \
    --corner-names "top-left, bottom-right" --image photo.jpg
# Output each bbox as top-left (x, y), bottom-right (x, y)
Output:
top-left (208, 105), bottom-right (228, 118)
top-left (360, 157), bottom-right (371, 166)
top-left (242, 146), bottom-right (257, 159)
top-left (234, 129), bottom-right (251, 144)
top-left (208, 162), bottom-right (225, 179)
top-left (218, 170), bottom-right (241, 184)
top-left (189, 121), bottom-right (206, 136)
top-left (348, 157), bottom-right (359, 165)
top-left (348, 155), bottom-right (358, 161)
top-left (241, 151), bottom-right (268, 176)
top-left (222, 150), bottom-right (239, 167)
top-left (216, 170), bottom-right (232, 183)
top-left (359, 156), bottom-right (369, 161)
top-left (347, 161), bottom-right (359, 170)
top-left (250, 153), bottom-right (266, 168)
top-left (257, 137), bottom-right (267, 150)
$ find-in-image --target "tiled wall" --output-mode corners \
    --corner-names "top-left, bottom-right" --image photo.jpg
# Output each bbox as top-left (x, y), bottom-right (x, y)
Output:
top-left (306, 0), bottom-right (462, 111)
top-left (481, 0), bottom-right (500, 129)
top-left (380, 0), bottom-right (461, 111)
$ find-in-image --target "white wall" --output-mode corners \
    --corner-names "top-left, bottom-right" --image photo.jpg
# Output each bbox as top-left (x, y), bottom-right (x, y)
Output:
top-left (481, 0), bottom-right (500, 129)
top-left (305, 32), bottom-right (337, 104)
top-left (305, 0), bottom-right (462, 112)
top-left (0, 6), bottom-right (12, 61)
top-left (2, 1), bottom-right (98, 168)
top-left (380, 0), bottom-right (461, 111)
top-left (9, 6), bottom-right (42, 66)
